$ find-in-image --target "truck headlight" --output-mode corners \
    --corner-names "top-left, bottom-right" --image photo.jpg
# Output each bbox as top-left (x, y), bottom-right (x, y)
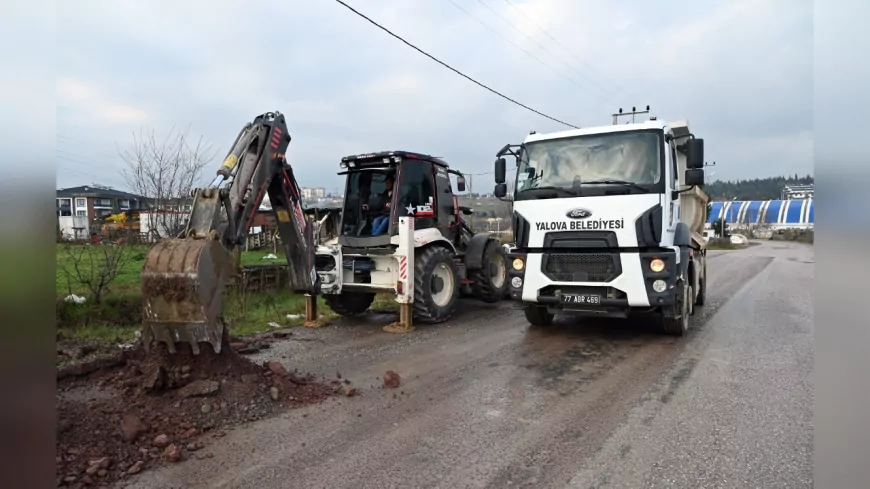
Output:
top-left (512, 258), bottom-right (524, 270)
top-left (652, 279), bottom-right (667, 292)
top-left (650, 258), bottom-right (665, 272)
top-left (511, 277), bottom-right (523, 288)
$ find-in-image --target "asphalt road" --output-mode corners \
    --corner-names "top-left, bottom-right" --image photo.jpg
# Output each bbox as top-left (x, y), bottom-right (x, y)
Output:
top-left (125, 240), bottom-right (813, 489)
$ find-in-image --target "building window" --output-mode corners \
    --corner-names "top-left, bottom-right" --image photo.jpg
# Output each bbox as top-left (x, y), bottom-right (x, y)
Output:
top-left (94, 198), bottom-right (113, 207)
top-left (75, 198), bottom-right (86, 208)
top-left (76, 210), bottom-right (87, 217)
top-left (119, 199), bottom-right (130, 209)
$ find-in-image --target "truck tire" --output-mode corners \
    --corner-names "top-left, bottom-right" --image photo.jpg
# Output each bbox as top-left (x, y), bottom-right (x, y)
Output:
top-left (661, 281), bottom-right (690, 336)
top-left (469, 239), bottom-right (508, 303)
top-left (523, 302), bottom-right (554, 326)
top-left (413, 246), bottom-right (460, 323)
top-left (695, 262), bottom-right (706, 306)
top-left (324, 291), bottom-right (376, 317)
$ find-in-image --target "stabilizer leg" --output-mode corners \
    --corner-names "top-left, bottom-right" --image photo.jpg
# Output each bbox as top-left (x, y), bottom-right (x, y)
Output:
top-left (383, 302), bottom-right (413, 333)
top-left (303, 294), bottom-right (324, 328)
top-left (383, 217), bottom-right (415, 334)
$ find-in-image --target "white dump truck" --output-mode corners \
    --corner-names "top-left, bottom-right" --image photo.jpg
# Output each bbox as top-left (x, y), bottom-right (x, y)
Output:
top-left (493, 109), bottom-right (709, 335)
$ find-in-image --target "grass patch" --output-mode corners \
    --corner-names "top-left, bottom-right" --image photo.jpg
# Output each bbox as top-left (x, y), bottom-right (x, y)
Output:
top-left (56, 244), bottom-right (150, 297)
top-left (55, 243), bottom-right (404, 342)
top-left (67, 323), bottom-right (140, 343)
top-left (706, 242), bottom-right (740, 250)
top-left (238, 249), bottom-right (287, 266)
top-left (223, 290), bottom-right (332, 336)
top-left (55, 243), bottom-right (288, 298)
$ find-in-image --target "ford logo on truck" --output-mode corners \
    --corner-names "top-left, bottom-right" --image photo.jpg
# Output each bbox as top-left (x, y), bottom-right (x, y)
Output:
top-left (566, 208), bottom-right (592, 219)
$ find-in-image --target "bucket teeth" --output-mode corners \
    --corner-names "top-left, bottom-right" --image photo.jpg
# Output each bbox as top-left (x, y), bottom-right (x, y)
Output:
top-left (140, 239), bottom-right (233, 355)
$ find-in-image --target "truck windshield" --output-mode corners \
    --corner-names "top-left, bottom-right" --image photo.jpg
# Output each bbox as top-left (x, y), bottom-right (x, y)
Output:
top-left (515, 130), bottom-right (663, 197)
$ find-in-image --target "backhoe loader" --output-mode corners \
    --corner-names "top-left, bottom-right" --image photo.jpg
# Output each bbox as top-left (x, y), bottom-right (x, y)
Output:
top-left (141, 111), bottom-right (507, 356)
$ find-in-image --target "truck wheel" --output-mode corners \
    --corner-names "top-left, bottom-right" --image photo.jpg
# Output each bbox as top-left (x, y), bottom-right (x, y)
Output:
top-left (695, 263), bottom-right (706, 306)
top-left (523, 302), bottom-right (554, 326)
top-left (470, 239), bottom-right (508, 303)
top-left (661, 281), bottom-right (690, 336)
top-left (413, 246), bottom-right (460, 323)
top-left (324, 292), bottom-right (376, 317)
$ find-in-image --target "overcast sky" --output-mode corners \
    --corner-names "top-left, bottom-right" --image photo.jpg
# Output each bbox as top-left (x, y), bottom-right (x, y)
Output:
top-left (55, 0), bottom-right (812, 193)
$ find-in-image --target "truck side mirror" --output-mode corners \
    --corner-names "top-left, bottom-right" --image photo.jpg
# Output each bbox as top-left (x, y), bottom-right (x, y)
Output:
top-left (686, 138), bottom-right (704, 169)
top-left (494, 183), bottom-right (507, 198)
top-left (685, 168), bottom-right (705, 187)
top-left (456, 176), bottom-right (466, 192)
top-left (494, 158), bottom-right (506, 184)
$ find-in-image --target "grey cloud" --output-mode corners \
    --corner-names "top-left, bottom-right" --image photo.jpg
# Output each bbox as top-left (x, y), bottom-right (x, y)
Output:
top-left (53, 0), bottom-right (813, 190)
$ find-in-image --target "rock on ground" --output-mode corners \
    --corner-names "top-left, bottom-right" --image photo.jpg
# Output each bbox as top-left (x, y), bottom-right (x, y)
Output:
top-left (56, 341), bottom-right (336, 488)
top-left (383, 370), bottom-right (401, 389)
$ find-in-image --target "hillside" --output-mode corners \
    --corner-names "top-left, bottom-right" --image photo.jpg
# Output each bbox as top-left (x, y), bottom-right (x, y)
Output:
top-left (704, 175), bottom-right (813, 201)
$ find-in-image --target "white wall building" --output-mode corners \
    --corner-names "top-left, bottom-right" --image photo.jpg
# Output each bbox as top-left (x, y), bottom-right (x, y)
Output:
top-left (781, 184), bottom-right (814, 200)
top-left (301, 187), bottom-right (326, 200)
top-left (57, 216), bottom-right (90, 240)
top-left (139, 211), bottom-right (190, 241)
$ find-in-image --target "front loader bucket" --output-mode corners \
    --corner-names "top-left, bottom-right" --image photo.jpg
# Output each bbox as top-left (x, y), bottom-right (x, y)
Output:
top-left (141, 239), bottom-right (234, 355)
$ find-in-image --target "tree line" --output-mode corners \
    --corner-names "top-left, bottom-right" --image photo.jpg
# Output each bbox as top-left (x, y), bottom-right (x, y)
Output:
top-left (704, 174), bottom-right (813, 201)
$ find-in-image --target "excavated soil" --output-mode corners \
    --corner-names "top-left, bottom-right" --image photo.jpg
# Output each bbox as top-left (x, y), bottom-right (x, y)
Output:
top-left (56, 339), bottom-right (338, 488)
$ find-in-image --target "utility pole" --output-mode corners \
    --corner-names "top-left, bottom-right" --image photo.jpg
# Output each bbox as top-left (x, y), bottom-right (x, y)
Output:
top-left (721, 197), bottom-right (736, 238)
top-left (612, 105), bottom-right (651, 125)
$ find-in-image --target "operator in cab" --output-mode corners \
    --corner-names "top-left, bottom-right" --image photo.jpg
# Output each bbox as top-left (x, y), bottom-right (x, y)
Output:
top-left (363, 174), bottom-right (394, 235)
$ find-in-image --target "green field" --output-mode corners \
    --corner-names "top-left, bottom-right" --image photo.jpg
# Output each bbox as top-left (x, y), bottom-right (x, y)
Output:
top-left (705, 242), bottom-right (740, 250)
top-left (55, 244), bottom-right (395, 342)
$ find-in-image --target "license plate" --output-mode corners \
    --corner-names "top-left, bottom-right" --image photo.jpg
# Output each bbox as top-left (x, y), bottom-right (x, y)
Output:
top-left (560, 293), bottom-right (601, 305)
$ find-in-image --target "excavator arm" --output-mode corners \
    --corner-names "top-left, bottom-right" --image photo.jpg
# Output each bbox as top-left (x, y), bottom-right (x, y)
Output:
top-left (140, 111), bottom-right (316, 355)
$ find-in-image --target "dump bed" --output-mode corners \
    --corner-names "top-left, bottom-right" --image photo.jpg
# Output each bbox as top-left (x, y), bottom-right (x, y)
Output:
top-left (669, 120), bottom-right (709, 249)
top-left (680, 186), bottom-right (709, 249)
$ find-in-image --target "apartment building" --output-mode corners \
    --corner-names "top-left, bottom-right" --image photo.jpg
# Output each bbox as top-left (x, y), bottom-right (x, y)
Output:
top-left (56, 184), bottom-right (146, 220)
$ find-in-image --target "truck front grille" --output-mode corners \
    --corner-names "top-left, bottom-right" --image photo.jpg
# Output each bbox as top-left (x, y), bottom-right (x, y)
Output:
top-left (542, 253), bottom-right (619, 283)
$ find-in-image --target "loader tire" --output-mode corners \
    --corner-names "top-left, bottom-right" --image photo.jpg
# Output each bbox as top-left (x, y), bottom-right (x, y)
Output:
top-left (413, 246), bottom-right (460, 323)
top-left (324, 292), bottom-right (376, 317)
top-left (469, 239), bottom-right (508, 303)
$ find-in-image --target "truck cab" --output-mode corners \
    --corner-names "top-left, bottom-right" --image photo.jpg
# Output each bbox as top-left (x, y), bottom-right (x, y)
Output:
top-left (494, 115), bottom-right (708, 335)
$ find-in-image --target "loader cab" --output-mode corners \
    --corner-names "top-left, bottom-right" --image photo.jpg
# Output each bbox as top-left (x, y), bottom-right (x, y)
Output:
top-left (337, 151), bottom-right (466, 250)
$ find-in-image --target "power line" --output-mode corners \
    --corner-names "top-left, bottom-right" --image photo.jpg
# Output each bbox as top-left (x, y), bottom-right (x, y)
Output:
top-left (476, 0), bottom-right (618, 100)
top-left (56, 160), bottom-right (100, 180)
top-left (331, 0), bottom-right (579, 129)
top-left (443, 0), bottom-right (611, 108)
top-left (469, 167), bottom-right (516, 176)
top-left (57, 136), bottom-right (117, 157)
top-left (500, 0), bottom-right (634, 99)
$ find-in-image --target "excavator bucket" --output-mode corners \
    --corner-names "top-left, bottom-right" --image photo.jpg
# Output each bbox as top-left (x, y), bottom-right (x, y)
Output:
top-left (140, 238), bottom-right (234, 355)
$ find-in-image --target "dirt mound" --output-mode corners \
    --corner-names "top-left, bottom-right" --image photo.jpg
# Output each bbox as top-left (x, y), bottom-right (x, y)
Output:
top-left (56, 341), bottom-right (336, 488)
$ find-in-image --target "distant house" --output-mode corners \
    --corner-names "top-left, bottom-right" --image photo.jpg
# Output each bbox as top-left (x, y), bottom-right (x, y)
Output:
top-left (56, 184), bottom-right (146, 221)
top-left (56, 184), bottom-right (197, 241)
top-left (301, 187), bottom-right (326, 200)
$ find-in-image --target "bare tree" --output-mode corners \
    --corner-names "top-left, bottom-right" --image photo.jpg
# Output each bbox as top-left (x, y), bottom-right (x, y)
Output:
top-left (60, 243), bottom-right (133, 304)
top-left (119, 125), bottom-right (216, 239)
